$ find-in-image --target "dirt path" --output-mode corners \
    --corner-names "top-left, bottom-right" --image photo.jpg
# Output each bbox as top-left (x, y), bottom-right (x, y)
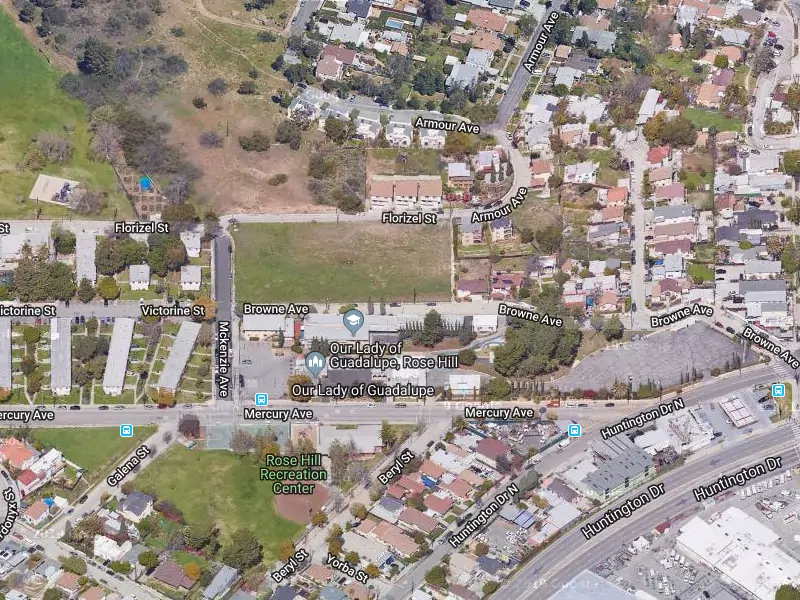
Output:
top-left (190, 0), bottom-right (282, 34)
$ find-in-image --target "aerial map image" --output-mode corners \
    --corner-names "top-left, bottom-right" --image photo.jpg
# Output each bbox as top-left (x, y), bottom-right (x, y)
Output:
top-left (4, 0), bottom-right (800, 598)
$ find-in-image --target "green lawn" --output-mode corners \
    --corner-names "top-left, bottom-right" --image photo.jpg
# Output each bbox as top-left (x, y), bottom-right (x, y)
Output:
top-left (0, 9), bottom-right (132, 219)
top-left (133, 446), bottom-right (303, 560)
top-left (687, 262), bottom-right (714, 283)
top-left (34, 425), bottom-right (156, 479)
top-left (682, 107), bottom-right (742, 132)
top-left (655, 52), bottom-right (706, 78)
top-left (233, 222), bottom-right (452, 303)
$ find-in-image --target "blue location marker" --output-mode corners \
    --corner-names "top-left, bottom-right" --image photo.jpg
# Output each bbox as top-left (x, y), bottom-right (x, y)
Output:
top-left (120, 424), bottom-right (133, 438)
top-left (568, 424), bottom-right (581, 438)
top-left (773, 383), bottom-right (786, 398)
top-left (306, 352), bottom-right (326, 378)
top-left (343, 309), bottom-right (365, 337)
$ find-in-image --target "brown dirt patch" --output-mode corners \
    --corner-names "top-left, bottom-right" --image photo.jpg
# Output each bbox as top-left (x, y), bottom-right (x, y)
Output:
top-left (274, 483), bottom-right (331, 524)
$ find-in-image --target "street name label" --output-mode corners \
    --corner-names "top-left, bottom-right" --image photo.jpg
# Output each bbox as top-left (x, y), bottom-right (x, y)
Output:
top-left (107, 445), bottom-right (152, 487)
top-left (449, 483), bottom-right (520, 548)
top-left (381, 212), bottom-right (437, 225)
top-left (600, 398), bottom-right (685, 440)
top-left (650, 304), bottom-right (713, 327)
top-left (270, 548), bottom-right (310, 583)
top-left (244, 407), bottom-right (314, 421)
top-left (692, 457), bottom-right (782, 502)
top-left (0, 224), bottom-right (10, 235)
top-left (0, 488), bottom-right (18, 543)
top-left (471, 187), bottom-right (528, 223)
top-left (377, 448), bottom-right (415, 485)
top-left (260, 453), bottom-right (327, 495)
top-left (0, 305), bottom-right (56, 317)
top-left (217, 320), bottom-right (230, 399)
top-left (498, 302), bottom-right (563, 326)
top-left (413, 116), bottom-right (480, 135)
top-left (742, 326), bottom-right (800, 369)
top-left (581, 484), bottom-right (665, 540)
top-left (0, 408), bottom-right (55, 423)
top-left (114, 221), bottom-right (170, 234)
top-left (327, 553), bottom-right (370, 584)
top-left (141, 304), bottom-right (205, 318)
top-left (523, 11), bottom-right (560, 74)
top-left (465, 406), bottom-right (537, 420)
top-left (243, 303), bottom-right (311, 315)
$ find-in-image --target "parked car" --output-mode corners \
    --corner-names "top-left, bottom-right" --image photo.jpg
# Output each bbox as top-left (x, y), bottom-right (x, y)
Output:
top-left (763, 404), bottom-right (775, 410)
top-left (758, 395), bottom-right (770, 403)
top-left (764, 143), bottom-right (773, 149)
top-left (98, 405), bottom-right (109, 411)
top-left (605, 402), bottom-right (615, 407)
top-left (726, 326), bottom-right (736, 334)
top-left (69, 405), bottom-right (81, 411)
top-left (714, 321), bottom-right (723, 327)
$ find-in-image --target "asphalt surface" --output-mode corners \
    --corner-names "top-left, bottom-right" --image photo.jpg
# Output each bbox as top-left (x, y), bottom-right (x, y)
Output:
top-left (288, 0), bottom-right (321, 35)
top-left (493, 4), bottom-right (565, 128)
top-left (505, 429), bottom-right (797, 598)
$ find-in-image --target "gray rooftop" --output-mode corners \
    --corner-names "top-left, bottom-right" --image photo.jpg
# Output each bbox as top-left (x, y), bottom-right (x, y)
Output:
top-left (122, 491), bottom-right (153, 517)
top-left (129, 264), bottom-right (150, 283)
top-left (76, 233), bottom-right (97, 285)
top-left (739, 279), bottom-right (787, 293)
top-left (584, 436), bottom-right (653, 495)
top-left (203, 566), bottom-right (238, 600)
top-left (571, 27), bottom-right (616, 51)
top-left (102, 318), bottom-right (135, 392)
top-left (157, 321), bottom-right (202, 392)
top-left (50, 317), bottom-right (71, 392)
top-left (319, 424), bottom-right (382, 454)
top-left (446, 63), bottom-right (481, 89)
top-left (547, 570), bottom-right (634, 599)
top-left (0, 318), bottom-right (10, 391)
top-left (653, 204), bottom-right (693, 220)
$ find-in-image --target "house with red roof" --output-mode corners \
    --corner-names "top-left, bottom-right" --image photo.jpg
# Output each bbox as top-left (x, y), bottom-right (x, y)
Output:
top-left (646, 146), bottom-right (671, 168)
top-left (0, 440), bottom-right (37, 470)
top-left (396, 475), bottom-right (425, 496)
top-left (398, 507), bottom-right (439, 534)
top-left (423, 494), bottom-right (453, 516)
top-left (475, 438), bottom-right (510, 469)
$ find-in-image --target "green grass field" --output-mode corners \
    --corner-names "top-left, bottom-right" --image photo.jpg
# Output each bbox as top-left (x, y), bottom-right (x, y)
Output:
top-left (0, 9), bottom-right (132, 219)
top-left (233, 222), bottom-right (452, 303)
top-left (682, 107), bottom-right (742, 132)
top-left (34, 425), bottom-right (156, 479)
top-left (133, 446), bottom-right (302, 559)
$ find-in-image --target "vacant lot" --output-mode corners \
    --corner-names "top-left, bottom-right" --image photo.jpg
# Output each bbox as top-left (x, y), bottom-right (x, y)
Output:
top-left (34, 426), bottom-right (156, 480)
top-left (0, 9), bottom-right (131, 219)
top-left (133, 446), bottom-right (303, 559)
top-left (367, 148), bottom-right (444, 178)
top-left (683, 108), bottom-right (742, 132)
top-left (233, 222), bottom-right (452, 302)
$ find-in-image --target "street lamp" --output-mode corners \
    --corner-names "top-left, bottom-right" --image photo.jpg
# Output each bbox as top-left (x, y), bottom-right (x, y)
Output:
top-left (627, 376), bottom-right (633, 405)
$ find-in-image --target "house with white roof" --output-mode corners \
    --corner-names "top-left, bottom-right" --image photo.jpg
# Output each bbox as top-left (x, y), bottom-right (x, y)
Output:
top-left (180, 265), bottom-right (202, 291)
top-left (129, 264), bottom-right (151, 290)
top-left (564, 162), bottom-right (598, 184)
top-left (180, 231), bottom-right (202, 258)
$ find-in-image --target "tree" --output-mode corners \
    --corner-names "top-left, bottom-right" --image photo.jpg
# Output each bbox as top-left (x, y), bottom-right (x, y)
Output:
top-left (231, 429), bottom-right (253, 456)
top-left (207, 78), bottom-right (228, 96)
top-left (43, 590), bottom-right (61, 600)
top-left (419, 310), bottom-right (445, 347)
top-left (604, 314), bottom-right (624, 341)
top-left (590, 314), bottom-right (605, 333)
top-left (77, 277), bottom-right (96, 303)
top-left (238, 131), bottom-right (270, 152)
top-left (422, 0), bottom-right (443, 22)
top-left (380, 421), bottom-right (396, 449)
top-left (97, 276), bottom-right (120, 301)
top-left (310, 511), bottom-right (328, 527)
top-left (220, 529), bottom-right (263, 570)
top-left (483, 581), bottom-right (499, 596)
top-left (344, 550), bottom-right (360, 565)
top-left (60, 555), bottom-right (87, 575)
top-left (277, 541), bottom-right (296, 562)
top-left (754, 47), bottom-right (776, 75)
top-left (22, 326), bottom-right (40, 345)
top-left (200, 132), bottom-right (224, 148)
top-left (350, 503), bottom-right (369, 520)
top-left (474, 542), bottom-right (489, 556)
top-left (192, 296), bottom-right (217, 321)
top-left (766, 236), bottom-right (784, 260)
top-left (184, 563), bottom-right (202, 580)
top-left (110, 561), bottom-right (132, 574)
top-left (535, 225), bottom-right (563, 253)
top-left (78, 38), bottom-right (115, 77)
top-left (49, 261), bottom-right (77, 301)
top-left (365, 564), bottom-right (380, 578)
top-left (458, 349), bottom-right (476, 366)
top-left (275, 120), bottom-right (302, 150)
top-left (192, 97), bottom-right (207, 109)
top-left (776, 585), bottom-right (800, 600)
top-left (324, 116), bottom-right (349, 144)
top-left (138, 551), bottom-right (159, 570)
top-left (288, 374), bottom-right (313, 401)
top-left (713, 54), bottom-right (729, 69)
top-left (237, 80), bottom-right (258, 95)
top-left (425, 565), bottom-right (448, 588)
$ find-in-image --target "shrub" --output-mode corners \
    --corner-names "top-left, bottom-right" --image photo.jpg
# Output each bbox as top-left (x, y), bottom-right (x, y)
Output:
top-left (199, 132), bottom-right (224, 148)
top-left (207, 77), bottom-right (228, 96)
top-left (192, 97), bottom-right (207, 109)
top-left (238, 131), bottom-right (270, 152)
top-left (268, 173), bottom-right (288, 186)
top-left (169, 26), bottom-right (185, 36)
top-left (237, 80), bottom-right (257, 95)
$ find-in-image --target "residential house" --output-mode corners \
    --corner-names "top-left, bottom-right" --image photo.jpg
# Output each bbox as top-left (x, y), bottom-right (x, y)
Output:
top-left (475, 438), bottom-right (510, 468)
top-left (652, 253), bottom-right (684, 280)
top-left (369, 179), bottom-right (394, 211)
top-left (17, 449), bottom-right (64, 497)
top-left (595, 291), bottom-right (619, 313)
top-left (565, 54), bottom-right (601, 75)
top-left (530, 160), bottom-right (553, 188)
top-left (652, 239), bottom-right (692, 258)
top-left (653, 222), bottom-right (696, 243)
top-left (398, 507), bottom-right (439, 535)
top-left (564, 161), bottom-right (598, 184)
top-left (638, 89), bottom-right (665, 125)
top-left (179, 231), bottom-right (202, 259)
top-left (446, 63), bottom-right (480, 89)
top-left (720, 27), bottom-right (750, 46)
top-left (79, 588), bottom-right (106, 600)
top-left (22, 500), bottom-right (51, 527)
top-left (423, 494), bottom-right (453, 516)
top-left (0, 441), bottom-right (37, 470)
top-left (50, 317), bottom-right (71, 396)
top-left (489, 218), bottom-right (515, 242)
top-left (202, 566), bottom-right (239, 600)
top-left (465, 48), bottom-right (494, 72)
top-left (738, 7), bottom-right (763, 25)
top-left (459, 220), bottom-right (483, 246)
top-left (386, 124), bottom-right (412, 147)
top-left (649, 166), bottom-right (673, 188)
top-left (418, 128), bottom-right (446, 149)
top-left (696, 83), bottom-right (724, 108)
top-left (129, 264), bottom-right (150, 290)
top-left (744, 260), bottom-right (781, 280)
top-left (602, 186), bottom-right (629, 206)
top-left (713, 68), bottom-right (735, 87)
top-left (151, 560), bottom-right (196, 591)
top-left (56, 573), bottom-right (81, 600)
top-left (571, 26), bottom-right (616, 51)
top-left (448, 163), bottom-right (474, 188)
top-left (653, 204), bottom-right (694, 225)
top-left (653, 182), bottom-right (685, 204)
top-left (316, 55), bottom-right (344, 81)
top-left (121, 491), bottom-right (154, 523)
top-left (558, 122), bottom-right (591, 146)
top-left (93, 535), bottom-right (132, 562)
top-left (491, 272), bottom-right (523, 298)
top-left (394, 179), bottom-right (418, 211)
top-left (466, 8), bottom-right (506, 32)
top-left (418, 178), bottom-right (443, 211)
top-left (457, 279), bottom-right (489, 299)
top-left (180, 265), bottom-right (202, 291)
top-left (597, 205), bottom-right (624, 223)
top-left (475, 150), bottom-right (501, 174)
top-left (646, 146), bottom-right (671, 168)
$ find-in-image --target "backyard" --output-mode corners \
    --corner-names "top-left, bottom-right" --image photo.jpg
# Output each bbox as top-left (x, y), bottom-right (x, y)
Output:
top-left (132, 446), bottom-right (303, 559)
top-left (0, 9), bottom-right (131, 219)
top-left (233, 222), bottom-right (452, 303)
top-left (683, 107), bottom-right (742, 132)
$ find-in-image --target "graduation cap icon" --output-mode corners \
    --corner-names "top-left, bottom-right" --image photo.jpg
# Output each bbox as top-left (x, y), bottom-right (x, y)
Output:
top-left (343, 309), bottom-right (365, 335)
top-left (347, 314), bottom-right (361, 325)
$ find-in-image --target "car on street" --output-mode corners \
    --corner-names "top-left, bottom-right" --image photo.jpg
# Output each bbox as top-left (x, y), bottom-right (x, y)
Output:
top-left (763, 404), bottom-right (775, 410)
top-left (726, 326), bottom-right (736, 334)
top-left (750, 148), bottom-right (760, 154)
top-left (69, 405), bottom-right (81, 411)
top-left (144, 404), bottom-right (155, 410)
top-left (78, 495), bottom-right (88, 504)
top-left (773, 20), bottom-right (781, 26)
top-left (98, 405), bottom-right (109, 411)
top-left (631, 303), bottom-right (637, 312)
top-left (242, 359), bottom-right (252, 364)
top-left (754, 383), bottom-right (768, 391)
top-left (114, 405), bottom-right (125, 410)
top-left (605, 402), bottom-right (615, 407)
top-left (775, 44), bottom-right (784, 50)
top-left (367, 402), bottom-right (376, 408)
top-left (764, 144), bottom-right (773, 149)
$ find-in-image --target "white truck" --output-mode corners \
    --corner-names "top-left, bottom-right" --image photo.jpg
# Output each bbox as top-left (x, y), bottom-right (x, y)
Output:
top-left (558, 439), bottom-right (571, 450)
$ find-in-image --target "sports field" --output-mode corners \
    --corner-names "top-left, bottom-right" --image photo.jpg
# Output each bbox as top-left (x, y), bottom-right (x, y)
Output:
top-left (0, 9), bottom-right (130, 218)
top-left (233, 222), bottom-right (452, 303)
top-left (133, 446), bottom-right (303, 559)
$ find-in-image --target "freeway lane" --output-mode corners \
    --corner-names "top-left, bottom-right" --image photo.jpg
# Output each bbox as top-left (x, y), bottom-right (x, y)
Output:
top-left (504, 428), bottom-right (797, 599)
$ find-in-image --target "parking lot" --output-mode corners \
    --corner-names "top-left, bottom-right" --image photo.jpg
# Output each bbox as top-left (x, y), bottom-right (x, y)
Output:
top-left (239, 341), bottom-right (291, 400)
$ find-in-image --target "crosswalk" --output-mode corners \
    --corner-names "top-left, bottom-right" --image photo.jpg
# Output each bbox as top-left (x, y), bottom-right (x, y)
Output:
top-left (770, 363), bottom-right (800, 466)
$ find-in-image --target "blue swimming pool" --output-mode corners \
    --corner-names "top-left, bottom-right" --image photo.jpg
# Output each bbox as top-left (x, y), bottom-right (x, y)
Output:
top-left (385, 17), bottom-right (405, 29)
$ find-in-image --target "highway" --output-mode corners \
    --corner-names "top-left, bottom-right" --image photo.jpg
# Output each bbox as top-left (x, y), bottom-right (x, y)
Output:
top-left (504, 428), bottom-right (797, 599)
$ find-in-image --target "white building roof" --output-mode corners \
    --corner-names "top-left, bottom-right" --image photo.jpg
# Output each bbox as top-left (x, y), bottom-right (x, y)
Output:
top-left (102, 318), bottom-right (135, 392)
top-left (157, 321), bottom-right (202, 392)
top-left (50, 318), bottom-right (71, 391)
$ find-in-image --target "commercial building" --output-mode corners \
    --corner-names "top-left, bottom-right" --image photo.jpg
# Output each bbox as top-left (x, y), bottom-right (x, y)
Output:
top-left (102, 318), bottom-right (135, 396)
top-left (50, 318), bottom-right (71, 396)
top-left (156, 321), bottom-right (202, 394)
top-left (677, 507), bottom-right (800, 600)
top-left (546, 570), bottom-right (635, 599)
